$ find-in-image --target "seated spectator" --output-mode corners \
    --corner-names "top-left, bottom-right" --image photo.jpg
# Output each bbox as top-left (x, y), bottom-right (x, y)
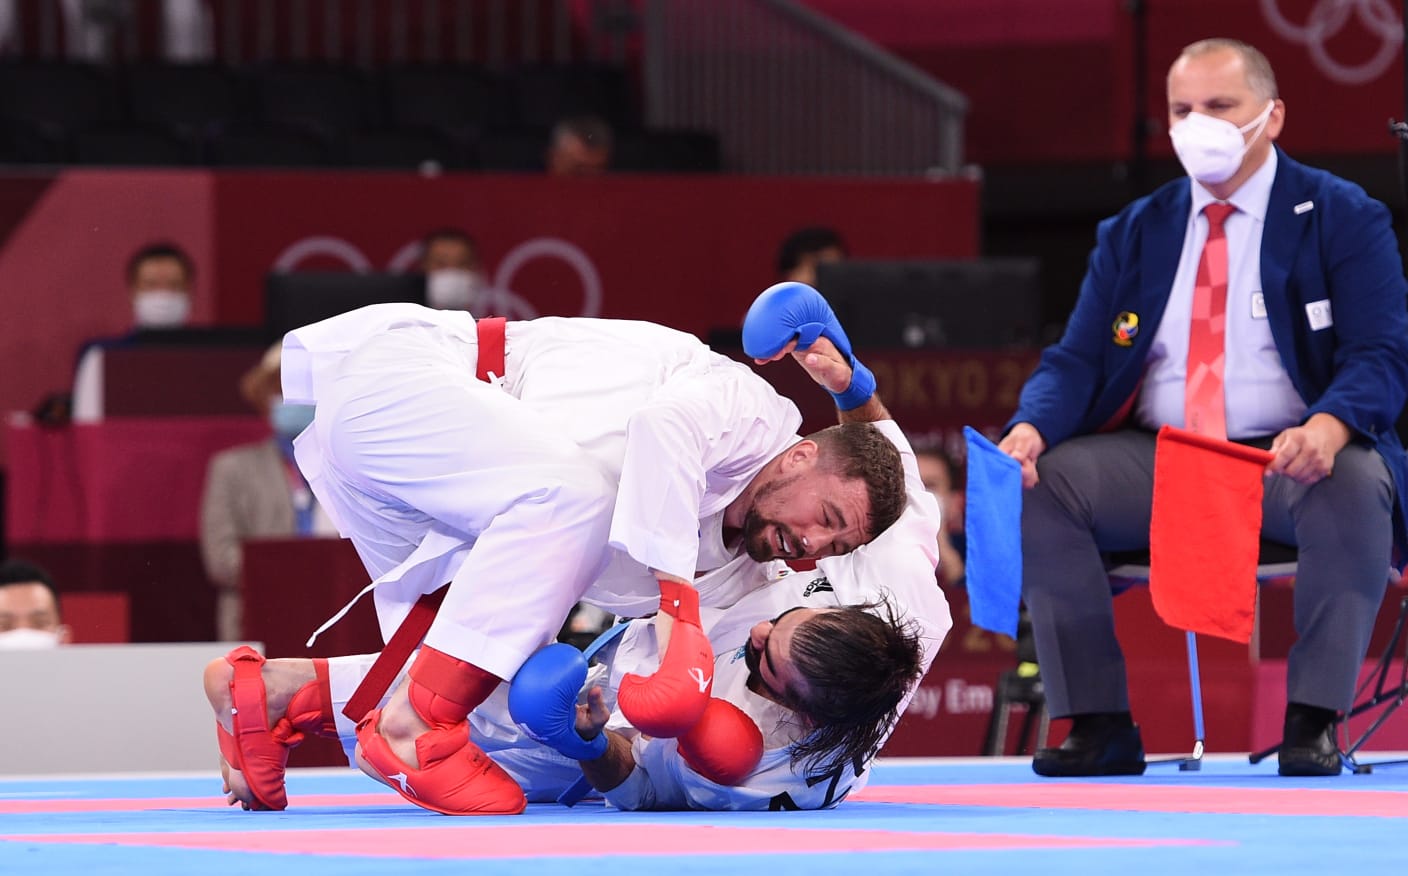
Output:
top-left (0, 559), bottom-right (70, 649)
top-left (72, 241), bottom-right (196, 422)
top-left (546, 114), bottom-right (613, 176)
top-left (200, 344), bottom-right (330, 641)
top-left (776, 226), bottom-right (848, 287)
top-left (419, 227), bottom-right (486, 311)
top-left (915, 444), bottom-right (966, 588)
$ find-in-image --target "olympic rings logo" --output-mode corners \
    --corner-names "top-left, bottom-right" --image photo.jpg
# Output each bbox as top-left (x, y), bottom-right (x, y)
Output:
top-left (1261, 0), bottom-right (1403, 85)
top-left (271, 235), bottom-right (604, 319)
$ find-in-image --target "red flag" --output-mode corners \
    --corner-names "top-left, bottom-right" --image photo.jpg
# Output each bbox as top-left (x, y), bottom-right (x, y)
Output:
top-left (1149, 426), bottom-right (1275, 644)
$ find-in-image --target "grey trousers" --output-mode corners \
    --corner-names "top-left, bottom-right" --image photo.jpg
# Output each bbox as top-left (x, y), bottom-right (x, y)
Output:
top-left (1023, 429), bottom-right (1395, 717)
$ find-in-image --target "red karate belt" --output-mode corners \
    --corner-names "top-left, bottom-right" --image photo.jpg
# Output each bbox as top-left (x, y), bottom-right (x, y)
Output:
top-left (341, 316), bottom-right (510, 721)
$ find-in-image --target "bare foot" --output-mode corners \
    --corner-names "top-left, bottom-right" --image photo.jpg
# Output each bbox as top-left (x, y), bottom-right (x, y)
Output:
top-left (202, 655), bottom-right (318, 810)
top-left (353, 678), bottom-right (430, 786)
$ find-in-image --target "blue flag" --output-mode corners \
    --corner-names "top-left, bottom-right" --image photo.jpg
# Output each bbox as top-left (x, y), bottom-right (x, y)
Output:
top-left (963, 426), bottom-right (1023, 638)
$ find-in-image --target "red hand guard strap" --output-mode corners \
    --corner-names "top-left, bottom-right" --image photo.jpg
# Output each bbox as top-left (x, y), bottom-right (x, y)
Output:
top-left (657, 578), bottom-right (702, 626)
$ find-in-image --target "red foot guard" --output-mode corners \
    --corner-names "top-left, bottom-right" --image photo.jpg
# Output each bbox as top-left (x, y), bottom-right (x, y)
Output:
top-left (214, 646), bottom-right (335, 811)
top-left (356, 710), bottom-right (527, 815)
top-left (355, 646), bottom-right (526, 815)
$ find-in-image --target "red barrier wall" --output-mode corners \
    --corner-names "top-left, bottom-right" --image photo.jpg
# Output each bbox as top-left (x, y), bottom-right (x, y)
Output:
top-left (0, 170), bottom-right (979, 467)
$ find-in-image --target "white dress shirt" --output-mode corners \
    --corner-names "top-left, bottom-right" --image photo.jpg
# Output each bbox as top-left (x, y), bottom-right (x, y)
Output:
top-left (1135, 148), bottom-right (1307, 439)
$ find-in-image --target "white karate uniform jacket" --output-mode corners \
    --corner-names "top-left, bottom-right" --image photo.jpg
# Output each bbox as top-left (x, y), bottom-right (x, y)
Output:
top-left (282, 303), bottom-right (802, 680)
top-left (324, 422), bottom-right (952, 811)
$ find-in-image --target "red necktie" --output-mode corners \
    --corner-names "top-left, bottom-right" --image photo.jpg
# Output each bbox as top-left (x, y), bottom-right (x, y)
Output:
top-left (1185, 202), bottom-right (1235, 439)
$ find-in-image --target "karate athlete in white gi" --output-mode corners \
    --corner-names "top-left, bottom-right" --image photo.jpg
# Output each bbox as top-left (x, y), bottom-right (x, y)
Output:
top-left (205, 310), bottom-right (950, 812)
top-left (207, 285), bottom-right (907, 815)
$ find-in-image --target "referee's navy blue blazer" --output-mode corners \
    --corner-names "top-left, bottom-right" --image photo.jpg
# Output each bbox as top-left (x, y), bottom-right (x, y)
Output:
top-left (1008, 148), bottom-right (1408, 555)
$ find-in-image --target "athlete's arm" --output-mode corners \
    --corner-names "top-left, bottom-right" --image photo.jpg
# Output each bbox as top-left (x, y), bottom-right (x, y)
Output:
top-left (578, 730), bottom-right (636, 792)
top-left (762, 335), bottom-right (891, 425)
top-left (575, 685), bottom-right (636, 791)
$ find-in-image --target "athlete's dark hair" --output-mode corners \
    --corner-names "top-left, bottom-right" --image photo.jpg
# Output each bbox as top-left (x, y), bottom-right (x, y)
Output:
top-left (787, 596), bottom-right (925, 774)
top-left (807, 422), bottom-right (906, 542)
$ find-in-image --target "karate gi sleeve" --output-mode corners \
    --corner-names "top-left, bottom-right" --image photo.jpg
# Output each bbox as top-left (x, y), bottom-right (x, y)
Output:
top-left (609, 363), bottom-right (801, 581)
top-left (603, 736), bottom-right (872, 811)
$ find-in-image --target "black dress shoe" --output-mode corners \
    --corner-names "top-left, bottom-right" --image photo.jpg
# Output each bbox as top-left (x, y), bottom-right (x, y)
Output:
top-left (1278, 703), bottom-right (1342, 777)
top-left (1032, 713), bottom-right (1147, 777)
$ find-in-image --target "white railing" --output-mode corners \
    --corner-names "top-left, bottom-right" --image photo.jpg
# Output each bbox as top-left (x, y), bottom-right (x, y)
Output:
top-left (642, 0), bottom-right (968, 176)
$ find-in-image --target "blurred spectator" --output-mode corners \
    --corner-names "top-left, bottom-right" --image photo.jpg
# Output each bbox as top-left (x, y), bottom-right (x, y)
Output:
top-left (915, 444), bottom-right (966, 588)
top-left (127, 242), bottom-right (195, 329)
top-left (71, 241), bottom-right (196, 422)
top-left (199, 344), bottom-right (329, 641)
top-left (776, 226), bottom-right (848, 287)
top-left (0, 559), bottom-right (71, 649)
top-left (546, 114), bottom-right (613, 176)
top-left (420, 227), bottom-right (486, 311)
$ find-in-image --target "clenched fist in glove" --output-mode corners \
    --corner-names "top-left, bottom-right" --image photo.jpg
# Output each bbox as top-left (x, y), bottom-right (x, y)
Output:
top-left (741, 281), bottom-right (876, 410)
top-left (617, 579), bottom-right (715, 738)
top-left (508, 643), bottom-right (608, 761)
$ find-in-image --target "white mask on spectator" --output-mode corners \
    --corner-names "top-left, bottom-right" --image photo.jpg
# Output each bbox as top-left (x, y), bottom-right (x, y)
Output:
top-left (0, 627), bottom-right (61, 650)
top-left (1169, 101), bottom-right (1274, 185)
top-left (426, 269), bottom-right (482, 311)
top-left (133, 289), bottom-right (191, 328)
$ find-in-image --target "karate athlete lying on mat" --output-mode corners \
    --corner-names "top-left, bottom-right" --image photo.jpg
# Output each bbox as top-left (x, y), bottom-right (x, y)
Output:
top-left (209, 286), bottom-right (908, 815)
top-left (205, 321), bottom-right (951, 811)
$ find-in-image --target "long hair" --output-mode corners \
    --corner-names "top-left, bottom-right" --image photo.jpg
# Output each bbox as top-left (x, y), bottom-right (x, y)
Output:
top-left (786, 596), bottom-right (925, 774)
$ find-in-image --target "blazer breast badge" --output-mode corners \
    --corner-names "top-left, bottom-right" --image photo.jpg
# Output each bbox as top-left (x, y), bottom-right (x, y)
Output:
top-left (1112, 311), bottom-right (1139, 347)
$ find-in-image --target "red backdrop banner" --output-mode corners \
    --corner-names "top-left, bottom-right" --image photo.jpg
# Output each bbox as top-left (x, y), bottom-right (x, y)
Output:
top-left (0, 171), bottom-right (979, 467)
top-left (208, 172), bottom-right (980, 330)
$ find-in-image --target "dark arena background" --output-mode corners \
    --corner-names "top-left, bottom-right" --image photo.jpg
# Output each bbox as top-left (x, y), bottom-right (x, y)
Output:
top-left (1, 2), bottom-right (1405, 873)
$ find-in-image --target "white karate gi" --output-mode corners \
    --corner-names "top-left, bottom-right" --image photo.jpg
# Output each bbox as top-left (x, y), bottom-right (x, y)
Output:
top-left (324, 422), bottom-right (952, 811)
top-left (282, 304), bottom-right (802, 681)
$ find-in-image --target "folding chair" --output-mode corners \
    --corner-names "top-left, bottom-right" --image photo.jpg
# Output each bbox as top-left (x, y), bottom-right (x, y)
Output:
top-left (1248, 593), bottom-right (1408, 774)
top-left (983, 663), bottom-right (1050, 756)
top-left (1104, 540), bottom-right (1299, 771)
top-left (983, 607), bottom-right (1050, 756)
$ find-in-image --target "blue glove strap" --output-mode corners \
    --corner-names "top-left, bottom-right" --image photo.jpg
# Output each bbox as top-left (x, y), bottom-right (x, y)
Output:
top-left (557, 775), bottom-right (595, 807)
top-left (577, 728), bottom-right (609, 760)
top-left (831, 357), bottom-right (876, 411)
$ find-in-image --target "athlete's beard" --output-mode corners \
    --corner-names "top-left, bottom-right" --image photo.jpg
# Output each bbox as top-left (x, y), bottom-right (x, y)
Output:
top-left (742, 638), bottom-right (765, 694)
top-left (744, 638), bottom-right (762, 677)
top-left (741, 473), bottom-right (802, 561)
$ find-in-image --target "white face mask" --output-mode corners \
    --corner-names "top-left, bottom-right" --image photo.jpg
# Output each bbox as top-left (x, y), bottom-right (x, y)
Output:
top-left (1169, 101), bottom-right (1274, 185)
top-left (132, 289), bottom-right (191, 328)
top-left (425, 269), bottom-right (482, 311)
top-left (0, 627), bottom-right (61, 650)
